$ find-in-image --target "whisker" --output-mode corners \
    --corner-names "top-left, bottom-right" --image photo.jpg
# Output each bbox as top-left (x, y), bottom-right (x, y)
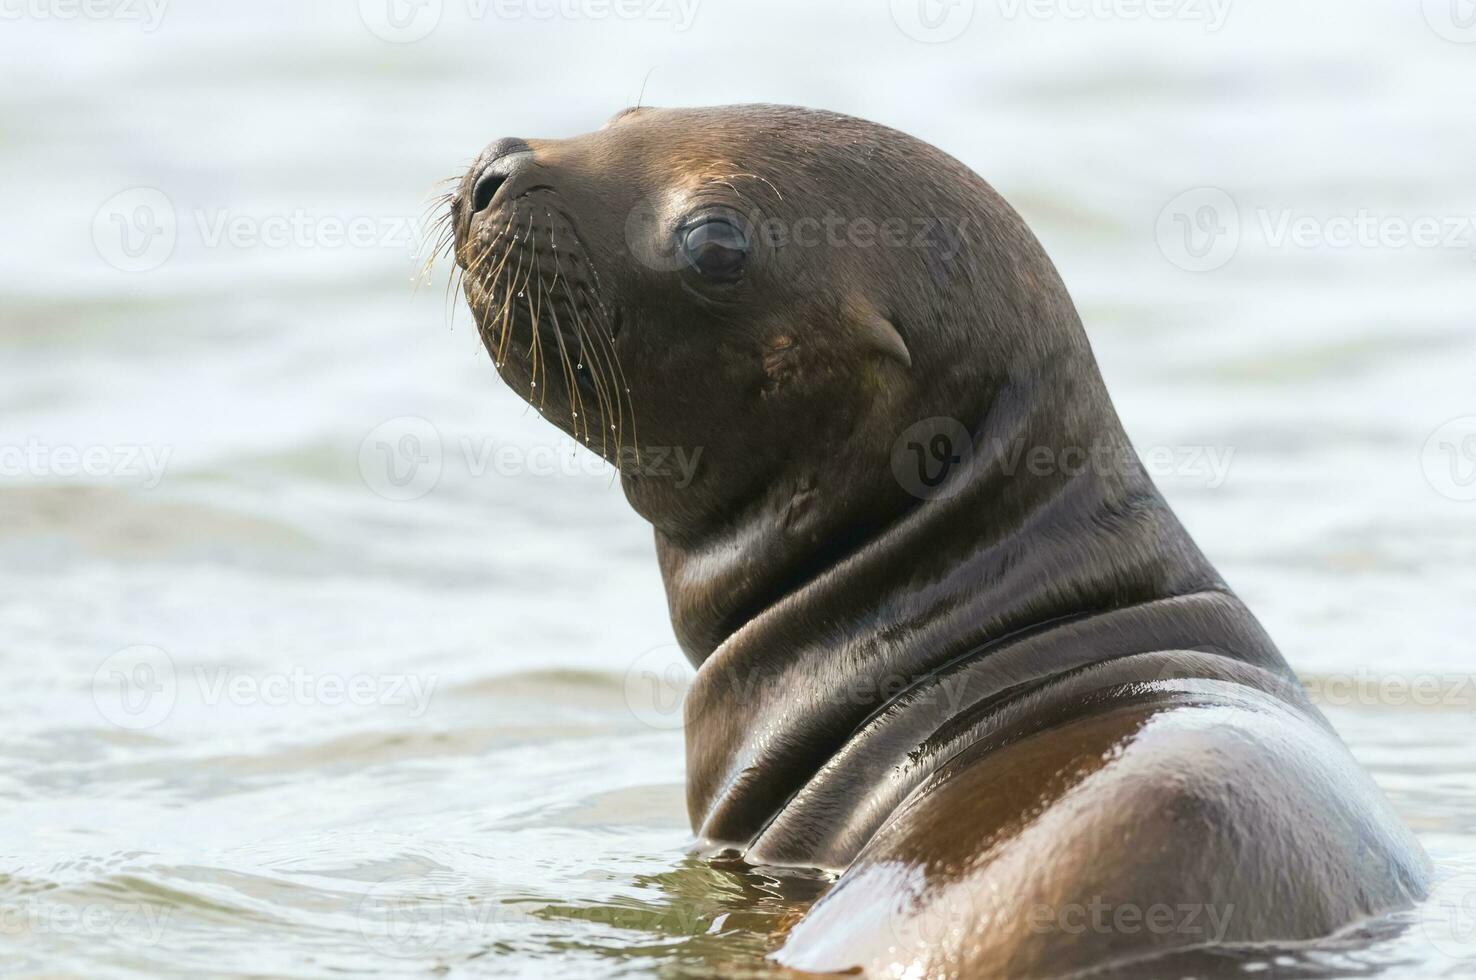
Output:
top-left (575, 260), bottom-right (638, 464)
top-left (442, 192), bottom-right (639, 468)
top-left (557, 270), bottom-right (616, 454)
top-left (575, 293), bottom-right (622, 459)
top-left (498, 238), bottom-right (533, 366)
top-left (544, 260), bottom-right (590, 444)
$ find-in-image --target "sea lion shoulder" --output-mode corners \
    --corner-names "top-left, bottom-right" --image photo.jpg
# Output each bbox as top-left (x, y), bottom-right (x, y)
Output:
top-left (776, 681), bottom-right (1430, 977)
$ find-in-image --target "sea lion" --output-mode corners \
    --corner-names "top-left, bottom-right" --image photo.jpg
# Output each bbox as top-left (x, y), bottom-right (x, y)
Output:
top-left (444, 104), bottom-right (1430, 977)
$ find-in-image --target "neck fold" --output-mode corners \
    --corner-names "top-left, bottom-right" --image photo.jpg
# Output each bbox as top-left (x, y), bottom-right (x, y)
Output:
top-left (660, 368), bottom-right (1291, 863)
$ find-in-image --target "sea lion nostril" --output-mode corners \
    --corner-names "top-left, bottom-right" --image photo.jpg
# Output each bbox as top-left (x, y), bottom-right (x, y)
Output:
top-left (470, 138), bottom-right (534, 214)
top-left (471, 172), bottom-right (507, 213)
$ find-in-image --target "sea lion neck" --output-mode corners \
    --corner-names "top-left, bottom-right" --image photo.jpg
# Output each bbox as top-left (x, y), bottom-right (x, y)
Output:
top-left (653, 340), bottom-right (1222, 670)
top-left (660, 348), bottom-right (1284, 855)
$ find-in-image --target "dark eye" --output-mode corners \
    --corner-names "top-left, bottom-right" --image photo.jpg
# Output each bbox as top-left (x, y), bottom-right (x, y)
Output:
top-left (681, 218), bottom-right (749, 281)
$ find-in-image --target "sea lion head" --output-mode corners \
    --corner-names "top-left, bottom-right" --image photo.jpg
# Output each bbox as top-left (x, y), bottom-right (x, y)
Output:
top-left (450, 105), bottom-right (1136, 660)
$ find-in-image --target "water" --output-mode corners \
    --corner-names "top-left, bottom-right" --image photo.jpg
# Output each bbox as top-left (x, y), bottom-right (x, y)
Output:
top-left (2, 1), bottom-right (1475, 976)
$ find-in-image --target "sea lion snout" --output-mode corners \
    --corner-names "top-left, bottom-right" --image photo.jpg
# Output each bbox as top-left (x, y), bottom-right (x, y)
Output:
top-left (448, 132), bottom-right (636, 465)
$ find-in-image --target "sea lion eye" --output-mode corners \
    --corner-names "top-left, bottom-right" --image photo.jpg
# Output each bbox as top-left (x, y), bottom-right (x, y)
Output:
top-left (681, 218), bottom-right (749, 281)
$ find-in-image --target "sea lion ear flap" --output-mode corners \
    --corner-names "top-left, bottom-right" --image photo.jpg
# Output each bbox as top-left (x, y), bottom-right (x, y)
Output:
top-left (847, 300), bottom-right (912, 369)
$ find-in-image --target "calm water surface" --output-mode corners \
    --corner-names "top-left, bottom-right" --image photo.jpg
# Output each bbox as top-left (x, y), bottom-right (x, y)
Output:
top-left (3, 2), bottom-right (1475, 977)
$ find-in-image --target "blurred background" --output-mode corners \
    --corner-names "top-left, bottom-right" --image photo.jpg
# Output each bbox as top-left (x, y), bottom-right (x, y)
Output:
top-left (2, 1), bottom-right (1475, 976)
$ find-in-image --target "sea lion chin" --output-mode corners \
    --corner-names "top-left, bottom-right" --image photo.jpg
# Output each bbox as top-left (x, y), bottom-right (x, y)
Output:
top-left (447, 104), bottom-right (1429, 977)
